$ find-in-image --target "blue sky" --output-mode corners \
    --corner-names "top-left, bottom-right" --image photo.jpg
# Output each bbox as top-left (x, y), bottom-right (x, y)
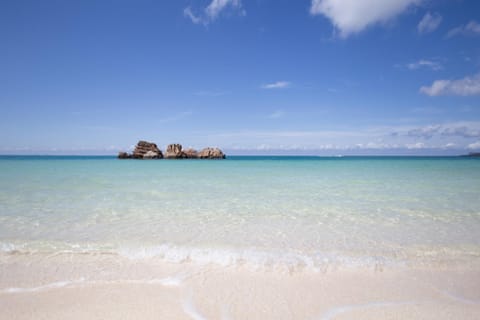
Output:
top-left (1, 0), bottom-right (480, 155)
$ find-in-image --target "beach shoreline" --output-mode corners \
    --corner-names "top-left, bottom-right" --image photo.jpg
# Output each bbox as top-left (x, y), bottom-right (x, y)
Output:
top-left (1, 252), bottom-right (480, 319)
top-left (1, 156), bottom-right (480, 319)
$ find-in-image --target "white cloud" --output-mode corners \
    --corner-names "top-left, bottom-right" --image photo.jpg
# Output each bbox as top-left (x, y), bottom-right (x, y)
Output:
top-left (183, 7), bottom-right (203, 24)
top-left (468, 141), bottom-right (480, 150)
top-left (403, 123), bottom-right (480, 139)
top-left (444, 143), bottom-right (456, 149)
top-left (420, 73), bottom-right (480, 96)
top-left (446, 20), bottom-right (480, 38)
top-left (268, 110), bottom-right (285, 119)
top-left (200, 121), bottom-right (480, 153)
top-left (417, 12), bottom-right (442, 34)
top-left (261, 81), bottom-right (291, 89)
top-left (406, 125), bottom-right (441, 139)
top-left (407, 59), bottom-right (442, 71)
top-left (441, 126), bottom-right (480, 138)
top-left (184, 0), bottom-right (244, 25)
top-left (406, 142), bottom-right (426, 149)
top-left (310, 0), bottom-right (422, 38)
top-left (206, 0), bottom-right (243, 19)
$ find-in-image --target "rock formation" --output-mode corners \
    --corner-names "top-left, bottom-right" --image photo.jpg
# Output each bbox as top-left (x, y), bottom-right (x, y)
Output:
top-left (183, 148), bottom-right (199, 159)
top-left (198, 147), bottom-right (226, 159)
top-left (118, 141), bottom-right (225, 160)
top-left (132, 141), bottom-right (163, 159)
top-left (117, 152), bottom-right (131, 159)
top-left (143, 150), bottom-right (161, 159)
top-left (165, 144), bottom-right (187, 159)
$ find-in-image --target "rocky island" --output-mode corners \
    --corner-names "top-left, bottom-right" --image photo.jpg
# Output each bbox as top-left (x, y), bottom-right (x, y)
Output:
top-left (118, 141), bottom-right (226, 159)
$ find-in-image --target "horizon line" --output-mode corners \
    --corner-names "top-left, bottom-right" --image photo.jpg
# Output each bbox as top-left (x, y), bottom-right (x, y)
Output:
top-left (0, 153), bottom-right (474, 157)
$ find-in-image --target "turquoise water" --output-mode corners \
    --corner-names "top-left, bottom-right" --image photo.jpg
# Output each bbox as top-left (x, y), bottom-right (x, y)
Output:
top-left (1, 156), bottom-right (480, 269)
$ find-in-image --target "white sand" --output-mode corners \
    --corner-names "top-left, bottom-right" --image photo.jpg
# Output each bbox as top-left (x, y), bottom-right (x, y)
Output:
top-left (1, 253), bottom-right (479, 319)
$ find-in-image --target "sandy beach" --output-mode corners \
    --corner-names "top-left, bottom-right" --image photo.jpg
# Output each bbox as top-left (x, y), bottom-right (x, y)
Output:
top-left (1, 252), bottom-right (480, 319)
top-left (2, 0), bottom-right (480, 318)
top-left (1, 156), bottom-right (480, 319)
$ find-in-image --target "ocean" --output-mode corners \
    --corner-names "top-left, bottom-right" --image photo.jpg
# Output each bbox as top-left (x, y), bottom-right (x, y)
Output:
top-left (1, 155), bottom-right (479, 271)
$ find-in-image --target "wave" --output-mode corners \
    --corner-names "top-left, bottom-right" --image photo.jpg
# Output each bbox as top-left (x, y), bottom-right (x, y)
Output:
top-left (117, 244), bottom-right (398, 272)
top-left (0, 240), bottom-right (404, 272)
top-left (3, 240), bottom-right (479, 272)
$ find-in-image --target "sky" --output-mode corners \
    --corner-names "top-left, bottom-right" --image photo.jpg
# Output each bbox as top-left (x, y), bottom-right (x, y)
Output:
top-left (1, 0), bottom-right (480, 155)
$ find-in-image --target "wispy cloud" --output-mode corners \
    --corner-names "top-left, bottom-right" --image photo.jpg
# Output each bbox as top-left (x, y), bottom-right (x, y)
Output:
top-left (417, 12), bottom-right (442, 34)
top-left (205, 121), bottom-right (480, 153)
top-left (446, 20), bottom-right (480, 38)
top-left (310, 0), bottom-right (422, 38)
top-left (468, 141), bottom-right (480, 150)
top-left (206, 0), bottom-right (243, 19)
top-left (184, 0), bottom-right (244, 25)
top-left (420, 73), bottom-right (480, 96)
top-left (261, 81), bottom-right (291, 89)
top-left (405, 142), bottom-right (425, 149)
top-left (405, 125), bottom-right (441, 139)
top-left (183, 7), bottom-right (203, 25)
top-left (407, 59), bottom-right (442, 71)
top-left (444, 143), bottom-right (456, 149)
top-left (268, 110), bottom-right (285, 119)
top-left (441, 126), bottom-right (480, 138)
top-left (394, 123), bottom-right (480, 139)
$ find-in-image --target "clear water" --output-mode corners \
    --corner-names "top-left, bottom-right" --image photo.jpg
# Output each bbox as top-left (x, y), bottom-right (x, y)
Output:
top-left (1, 156), bottom-right (480, 270)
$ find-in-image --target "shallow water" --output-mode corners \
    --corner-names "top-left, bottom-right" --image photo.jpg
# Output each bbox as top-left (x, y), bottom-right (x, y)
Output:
top-left (1, 156), bottom-right (479, 270)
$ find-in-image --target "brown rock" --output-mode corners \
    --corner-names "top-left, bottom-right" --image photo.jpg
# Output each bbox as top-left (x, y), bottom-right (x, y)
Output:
top-left (165, 144), bottom-right (187, 159)
top-left (183, 148), bottom-right (198, 159)
top-left (198, 147), bottom-right (226, 159)
top-left (119, 141), bottom-right (226, 160)
top-left (117, 152), bottom-right (131, 159)
top-left (143, 151), bottom-right (160, 159)
top-left (132, 141), bottom-right (163, 159)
